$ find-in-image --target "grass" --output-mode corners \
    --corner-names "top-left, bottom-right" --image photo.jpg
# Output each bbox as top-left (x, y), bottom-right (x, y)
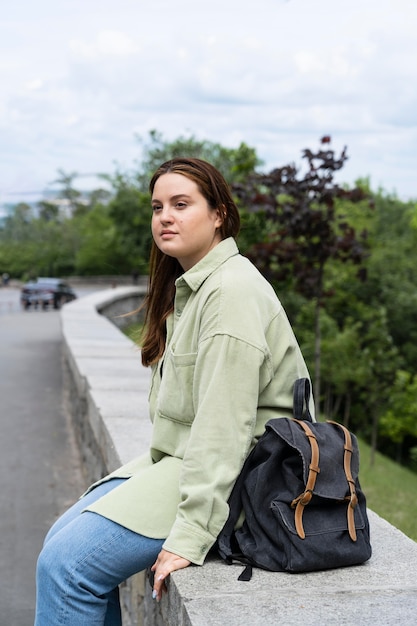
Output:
top-left (358, 438), bottom-right (417, 542)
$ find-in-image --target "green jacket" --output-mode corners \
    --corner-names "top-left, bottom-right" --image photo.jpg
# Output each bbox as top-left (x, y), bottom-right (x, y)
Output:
top-left (86, 238), bottom-right (312, 565)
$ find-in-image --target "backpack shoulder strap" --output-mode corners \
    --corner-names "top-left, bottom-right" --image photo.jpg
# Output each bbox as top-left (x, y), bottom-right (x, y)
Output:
top-left (293, 378), bottom-right (314, 422)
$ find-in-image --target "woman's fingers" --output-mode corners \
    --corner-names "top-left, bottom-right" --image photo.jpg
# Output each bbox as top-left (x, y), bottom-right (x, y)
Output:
top-left (151, 549), bottom-right (191, 601)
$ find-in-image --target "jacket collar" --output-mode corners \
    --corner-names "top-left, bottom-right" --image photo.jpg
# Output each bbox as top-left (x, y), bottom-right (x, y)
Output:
top-left (176, 238), bottom-right (239, 293)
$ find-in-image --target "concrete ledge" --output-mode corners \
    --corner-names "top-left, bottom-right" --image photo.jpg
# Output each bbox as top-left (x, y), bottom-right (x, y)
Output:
top-left (61, 288), bottom-right (417, 626)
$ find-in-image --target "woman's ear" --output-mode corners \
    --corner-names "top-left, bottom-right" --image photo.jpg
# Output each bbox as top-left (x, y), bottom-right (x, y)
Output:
top-left (215, 204), bottom-right (226, 229)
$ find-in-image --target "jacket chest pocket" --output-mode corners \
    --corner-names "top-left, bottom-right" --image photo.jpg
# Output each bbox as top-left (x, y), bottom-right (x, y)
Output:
top-left (156, 349), bottom-right (197, 425)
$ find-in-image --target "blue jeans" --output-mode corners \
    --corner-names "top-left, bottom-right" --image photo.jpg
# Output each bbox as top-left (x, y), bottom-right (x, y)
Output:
top-left (35, 478), bottom-right (165, 626)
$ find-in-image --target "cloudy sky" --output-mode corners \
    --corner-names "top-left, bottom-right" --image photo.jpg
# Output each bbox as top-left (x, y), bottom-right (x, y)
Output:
top-left (1, 0), bottom-right (416, 214)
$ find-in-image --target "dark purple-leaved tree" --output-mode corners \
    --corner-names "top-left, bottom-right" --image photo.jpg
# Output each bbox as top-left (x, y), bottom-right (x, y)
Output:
top-left (233, 137), bottom-right (369, 416)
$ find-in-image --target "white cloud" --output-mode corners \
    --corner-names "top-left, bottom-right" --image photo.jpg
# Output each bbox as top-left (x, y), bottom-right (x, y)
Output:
top-left (25, 78), bottom-right (44, 91)
top-left (70, 30), bottom-right (140, 60)
top-left (0, 0), bottom-right (416, 204)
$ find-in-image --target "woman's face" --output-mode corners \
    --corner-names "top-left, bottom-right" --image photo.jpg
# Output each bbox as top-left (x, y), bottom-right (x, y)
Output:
top-left (151, 172), bottom-right (223, 271)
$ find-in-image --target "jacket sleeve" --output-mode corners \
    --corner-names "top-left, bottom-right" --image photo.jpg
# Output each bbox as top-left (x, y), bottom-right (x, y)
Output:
top-left (162, 332), bottom-right (269, 564)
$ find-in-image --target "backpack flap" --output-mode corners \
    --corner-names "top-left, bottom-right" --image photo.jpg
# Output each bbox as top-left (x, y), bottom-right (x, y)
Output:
top-left (266, 418), bottom-right (360, 501)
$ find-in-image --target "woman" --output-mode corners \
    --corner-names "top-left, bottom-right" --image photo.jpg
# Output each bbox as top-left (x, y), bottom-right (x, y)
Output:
top-left (35, 157), bottom-right (313, 624)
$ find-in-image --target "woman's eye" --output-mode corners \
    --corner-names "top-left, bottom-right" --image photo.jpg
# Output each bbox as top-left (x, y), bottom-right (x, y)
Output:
top-left (176, 201), bottom-right (187, 208)
top-left (152, 205), bottom-right (162, 212)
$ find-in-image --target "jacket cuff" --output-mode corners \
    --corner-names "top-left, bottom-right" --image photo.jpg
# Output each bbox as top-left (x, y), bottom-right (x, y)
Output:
top-left (162, 519), bottom-right (216, 565)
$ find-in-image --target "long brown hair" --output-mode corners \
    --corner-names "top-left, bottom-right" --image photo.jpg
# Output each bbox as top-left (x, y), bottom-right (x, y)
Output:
top-left (140, 157), bottom-right (240, 366)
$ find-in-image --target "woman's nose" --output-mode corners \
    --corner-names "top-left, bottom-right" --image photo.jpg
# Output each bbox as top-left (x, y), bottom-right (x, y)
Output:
top-left (159, 207), bottom-right (174, 223)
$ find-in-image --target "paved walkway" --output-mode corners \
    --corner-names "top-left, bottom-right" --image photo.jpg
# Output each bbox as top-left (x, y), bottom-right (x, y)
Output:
top-left (0, 304), bottom-right (87, 625)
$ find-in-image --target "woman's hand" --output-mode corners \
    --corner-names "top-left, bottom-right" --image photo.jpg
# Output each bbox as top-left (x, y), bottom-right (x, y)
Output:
top-left (151, 549), bottom-right (191, 601)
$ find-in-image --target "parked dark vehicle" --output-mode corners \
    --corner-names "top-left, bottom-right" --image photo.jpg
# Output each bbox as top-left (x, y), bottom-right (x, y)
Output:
top-left (21, 278), bottom-right (77, 310)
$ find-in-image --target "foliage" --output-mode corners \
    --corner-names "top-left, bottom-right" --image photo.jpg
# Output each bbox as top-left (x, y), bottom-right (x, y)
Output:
top-left (73, 205), bottom-right (120, 275)
top-left (379, 371), bottom-right (417, 460)
top-left (52, 169), bottom-right (84, 214)
top-left (105, 186), bottom-right (153, 275)
top-left (234, 145), bottom-right (369, 298)
top-left (232, 138), bottom-right (370, 416)
top-left (134, 129), bottom-right (262, 190)
top-left (363, 193), bottom-right (417, 368)
top-left (1, 132), bottom-right (417, 469)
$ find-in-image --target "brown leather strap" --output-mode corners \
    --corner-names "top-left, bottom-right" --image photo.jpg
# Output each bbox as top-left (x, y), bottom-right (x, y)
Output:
top-left (290, 419), bottom-right (320, 539)
top-left (327, 420), bottom-right (358, 542)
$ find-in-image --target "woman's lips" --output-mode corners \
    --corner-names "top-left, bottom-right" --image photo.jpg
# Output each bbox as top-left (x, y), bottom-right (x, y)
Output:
top-left (160, 230), bottom-right (176, 239)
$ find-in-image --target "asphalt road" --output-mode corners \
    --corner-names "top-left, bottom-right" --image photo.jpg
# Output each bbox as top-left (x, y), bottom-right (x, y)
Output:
top-left (0, 292), bottom-right (88, 625)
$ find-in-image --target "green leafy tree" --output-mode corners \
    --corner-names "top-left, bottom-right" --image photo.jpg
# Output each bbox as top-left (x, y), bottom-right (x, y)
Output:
top-left (0, 203), bottom-right (39, 277)
top-left (2, 202), bottom-right (34, 240)
top-left (362, 192), bottom-right (417, 371)
top-left (106, 185), bottom-right (153, 275)
top-left (74, 205), bottom-right (120, 275)
top-left (355, 306), bottom-right (401, 465)
top-left (233, 138), bottom-right (370, 416)
top-left (134, 130), bottom-right (262, 189)
top-left (320, 317), bottom-right (368, 426)
top-left (51, 169), bottom-right (85, 216)
top-left (38, 201), bottom-right (60, 222)
top-left (379, 371), bottom-right (417, 466)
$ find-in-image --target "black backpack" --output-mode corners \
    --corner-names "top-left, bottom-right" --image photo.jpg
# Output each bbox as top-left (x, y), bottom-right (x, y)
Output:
top-left (217, 378), bottom-right (372, 580)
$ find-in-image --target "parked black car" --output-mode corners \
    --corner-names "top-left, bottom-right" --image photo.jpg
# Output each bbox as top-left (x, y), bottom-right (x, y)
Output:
top-left (21, 278), bottom-right (77, 310)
